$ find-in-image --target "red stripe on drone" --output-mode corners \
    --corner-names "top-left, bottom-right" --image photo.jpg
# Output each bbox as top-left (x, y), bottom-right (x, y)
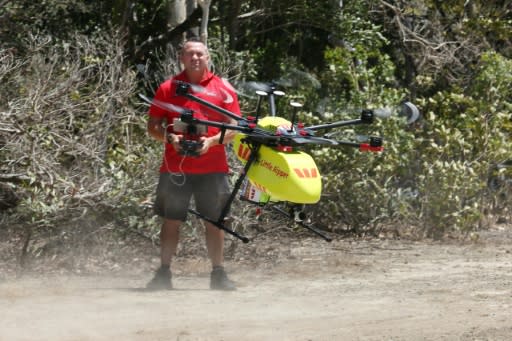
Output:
top-left (238, 145), bottom-right (251, 161)
top-left (294, 168), bottom-right (318, 178)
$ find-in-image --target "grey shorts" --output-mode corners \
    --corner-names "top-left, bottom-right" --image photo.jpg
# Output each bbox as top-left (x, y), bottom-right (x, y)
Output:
top-left (154, 173), bottom-right (231, 221)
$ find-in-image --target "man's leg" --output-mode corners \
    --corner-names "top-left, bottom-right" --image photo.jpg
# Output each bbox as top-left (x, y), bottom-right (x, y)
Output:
top-left (204, 221), bottom-right (224, 267)
top-left (148, 172), bottom-right (190, 290)
top-left (206, 220), bottom-right (235, 290)
top-left (160, 219), bottom-right (181, 266)
top-left (195, 174), bottom-right (236, 291)
top-left (146, 219), bottom-right (181, 290)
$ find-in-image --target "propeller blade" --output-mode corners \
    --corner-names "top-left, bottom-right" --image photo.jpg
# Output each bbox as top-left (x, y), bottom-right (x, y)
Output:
top-left (138, 94), bottom-right (190, 115)
top-left (172, 79), bottom-right (239, 106)
top-left (373, 108), bottom-right (393, 118)
top-left (243, 81), bottom-right (274, 94)
top-left (355, 134), bottom-right (370, 142)
top-left (373, 103), bottom-right (420, 123)
top-left (230, 82), bottom-right (259, 99)
top-left (236, 81), bottom-right (286, 96)
top-left (317, 102), bottom-right (418, 123)
top-left (171, 80), bottom-right (216, 97)
top-left (400, 101), bottom-right (420, 124)
top-left (275, 69), bottom-right (321, 89)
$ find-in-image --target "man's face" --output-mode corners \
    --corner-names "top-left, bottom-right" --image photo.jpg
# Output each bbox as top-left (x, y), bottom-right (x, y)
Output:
top-left (180, 41), bottom-right (209, 73)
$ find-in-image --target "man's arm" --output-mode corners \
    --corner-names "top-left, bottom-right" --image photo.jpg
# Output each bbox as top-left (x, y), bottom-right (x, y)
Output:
top-left (198, 117), bottom-right (238, 154)
top-left (147, 117), bottom-right (167, 143)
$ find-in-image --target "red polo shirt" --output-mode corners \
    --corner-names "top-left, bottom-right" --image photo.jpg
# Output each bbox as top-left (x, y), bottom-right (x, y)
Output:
top-left (148, 71), bottom-right (241, 174)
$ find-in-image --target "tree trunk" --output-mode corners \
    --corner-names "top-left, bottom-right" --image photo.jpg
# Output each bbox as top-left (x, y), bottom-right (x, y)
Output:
top-left (169, 0), bottom-right (188, 27)
top-left (197, 0), bottom-right (211, 44)
top-left (169, 0), bottom-right (208, 41)
top-left (228, 0), bottom-right (242, 49)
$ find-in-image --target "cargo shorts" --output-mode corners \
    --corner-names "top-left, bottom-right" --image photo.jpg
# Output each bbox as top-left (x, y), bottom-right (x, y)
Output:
top-left (154, 173), bottom-right (231, 221)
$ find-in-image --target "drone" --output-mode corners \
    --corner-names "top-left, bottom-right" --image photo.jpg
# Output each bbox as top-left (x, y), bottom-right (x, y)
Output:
top-left (140, 81), bottom-right (419, 243)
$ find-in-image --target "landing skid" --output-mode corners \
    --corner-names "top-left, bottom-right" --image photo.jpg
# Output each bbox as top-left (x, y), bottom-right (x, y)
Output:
top-left (188, 208), bottom-right (250, 243)
top-left (270, 204), bottom-right (332, 242)
top-left (188, 201), bottom-right (332, 243)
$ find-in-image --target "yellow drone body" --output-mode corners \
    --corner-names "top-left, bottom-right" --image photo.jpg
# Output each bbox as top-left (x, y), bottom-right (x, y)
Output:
top-left (233, 116), bottom-right (322, 204)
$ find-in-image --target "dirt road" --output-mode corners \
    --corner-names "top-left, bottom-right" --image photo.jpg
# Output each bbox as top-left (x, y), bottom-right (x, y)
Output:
top-left (1, 226), bottom-right (511, 341)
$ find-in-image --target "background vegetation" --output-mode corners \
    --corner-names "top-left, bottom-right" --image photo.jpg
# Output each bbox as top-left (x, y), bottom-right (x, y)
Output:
top-left (1, 0), bottom-right (511, 257)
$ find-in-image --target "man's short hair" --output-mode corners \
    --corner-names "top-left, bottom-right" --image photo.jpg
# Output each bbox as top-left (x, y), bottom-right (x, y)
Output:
top-left (177, 37), bottom-right (210, 68)
top-left (179, 37), bottom-right (205, 52)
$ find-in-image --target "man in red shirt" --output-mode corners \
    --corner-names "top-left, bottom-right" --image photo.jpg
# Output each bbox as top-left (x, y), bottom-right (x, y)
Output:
top-left (146, 38), bottom-right (240, 290)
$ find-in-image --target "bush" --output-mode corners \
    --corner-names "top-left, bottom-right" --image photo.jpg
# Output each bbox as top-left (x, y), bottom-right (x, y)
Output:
top-left (303, 45), bottom-right (512, 237)
top-left (0, 32), bottom-right (159, 234)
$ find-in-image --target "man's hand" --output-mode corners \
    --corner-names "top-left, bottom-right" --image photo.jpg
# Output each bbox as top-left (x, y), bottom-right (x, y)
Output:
top-left (167, 133), bottom-right (184, 152)
top-left (197, 118), bottom-right (239, 155)
top-left (197, 136), bottom-right (216, 155)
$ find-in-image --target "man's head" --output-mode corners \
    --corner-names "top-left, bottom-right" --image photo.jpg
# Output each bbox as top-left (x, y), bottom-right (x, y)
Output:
top-left (180, 38), bottom-right (209, 83)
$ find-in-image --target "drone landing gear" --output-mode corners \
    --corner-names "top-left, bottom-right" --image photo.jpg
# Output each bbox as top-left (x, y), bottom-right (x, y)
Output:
top-left (270, 204), bottom-right (333, 242)
top-left (186, 144), bottom-right (261, 244)
top-left (188, 201), bottom-right (333, 244)
top-left (188, 208), bottom-right (250, 243)
top-left (184, 139), bottom-right (331, 243)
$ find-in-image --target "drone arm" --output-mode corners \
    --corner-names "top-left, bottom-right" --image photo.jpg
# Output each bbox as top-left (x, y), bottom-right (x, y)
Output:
top-left (211, 117), bottom-right (238, 145)
top-left (331, 137), bottom-right (384, 152)
top-left (180, 113), bottom-right (250, 134)
top-left (334, 140), bottom-right (381, 151)
top-left (305, 118), bottom-right (366, 131)
top-left (179, 111), bottom-right (282, 146)
top-left (176, 109), bottom-right (287, 149)
top-left (306, 109), bottom-right (375, 131)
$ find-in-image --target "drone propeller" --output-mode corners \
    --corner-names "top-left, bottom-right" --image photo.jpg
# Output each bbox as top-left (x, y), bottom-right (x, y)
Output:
top-left (170, 80), bottom-right (215, 97)
top-left (371, 102), bottom-right (420, 123)
top-left (138, 93), bottom-right (190, 115)
top-left (170, 79), bottom-right (241, 107)
top-left (237, 81), bottom-right (286, 97)
top-left (273, 68), bottom-right (321, 89)
top-left (399, 101), bottom-right (420, 124)
top-left (140, 79), bottom-right (247, 124)
top-left (316, 101), bottom-right (419, 124)
top-left (372, 107), bottom-right (393, 118)
top-left (364, 102), bottom-right (420, 123)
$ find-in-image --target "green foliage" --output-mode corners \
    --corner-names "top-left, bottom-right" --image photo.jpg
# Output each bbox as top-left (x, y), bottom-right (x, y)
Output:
top-left (0, 0), bottom-right (107, 48)
top-left (2, 0), bottom-right (512, 241)
top-left (299, 33), bottom-right (411, 234)
top-left (471, 51), bottom-right (512, 117)
top-left (297, 26), bottom-right (511, 237)
top-left (227, 0), bottom-right (344, 79)
top-left (1, 33), bottom-right (159, 233)
top-left (399, 52), bottom-right (512, 236)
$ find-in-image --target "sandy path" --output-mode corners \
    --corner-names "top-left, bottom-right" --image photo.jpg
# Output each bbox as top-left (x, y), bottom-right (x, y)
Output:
top-left (1, 228), bottom-right (511, 341)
